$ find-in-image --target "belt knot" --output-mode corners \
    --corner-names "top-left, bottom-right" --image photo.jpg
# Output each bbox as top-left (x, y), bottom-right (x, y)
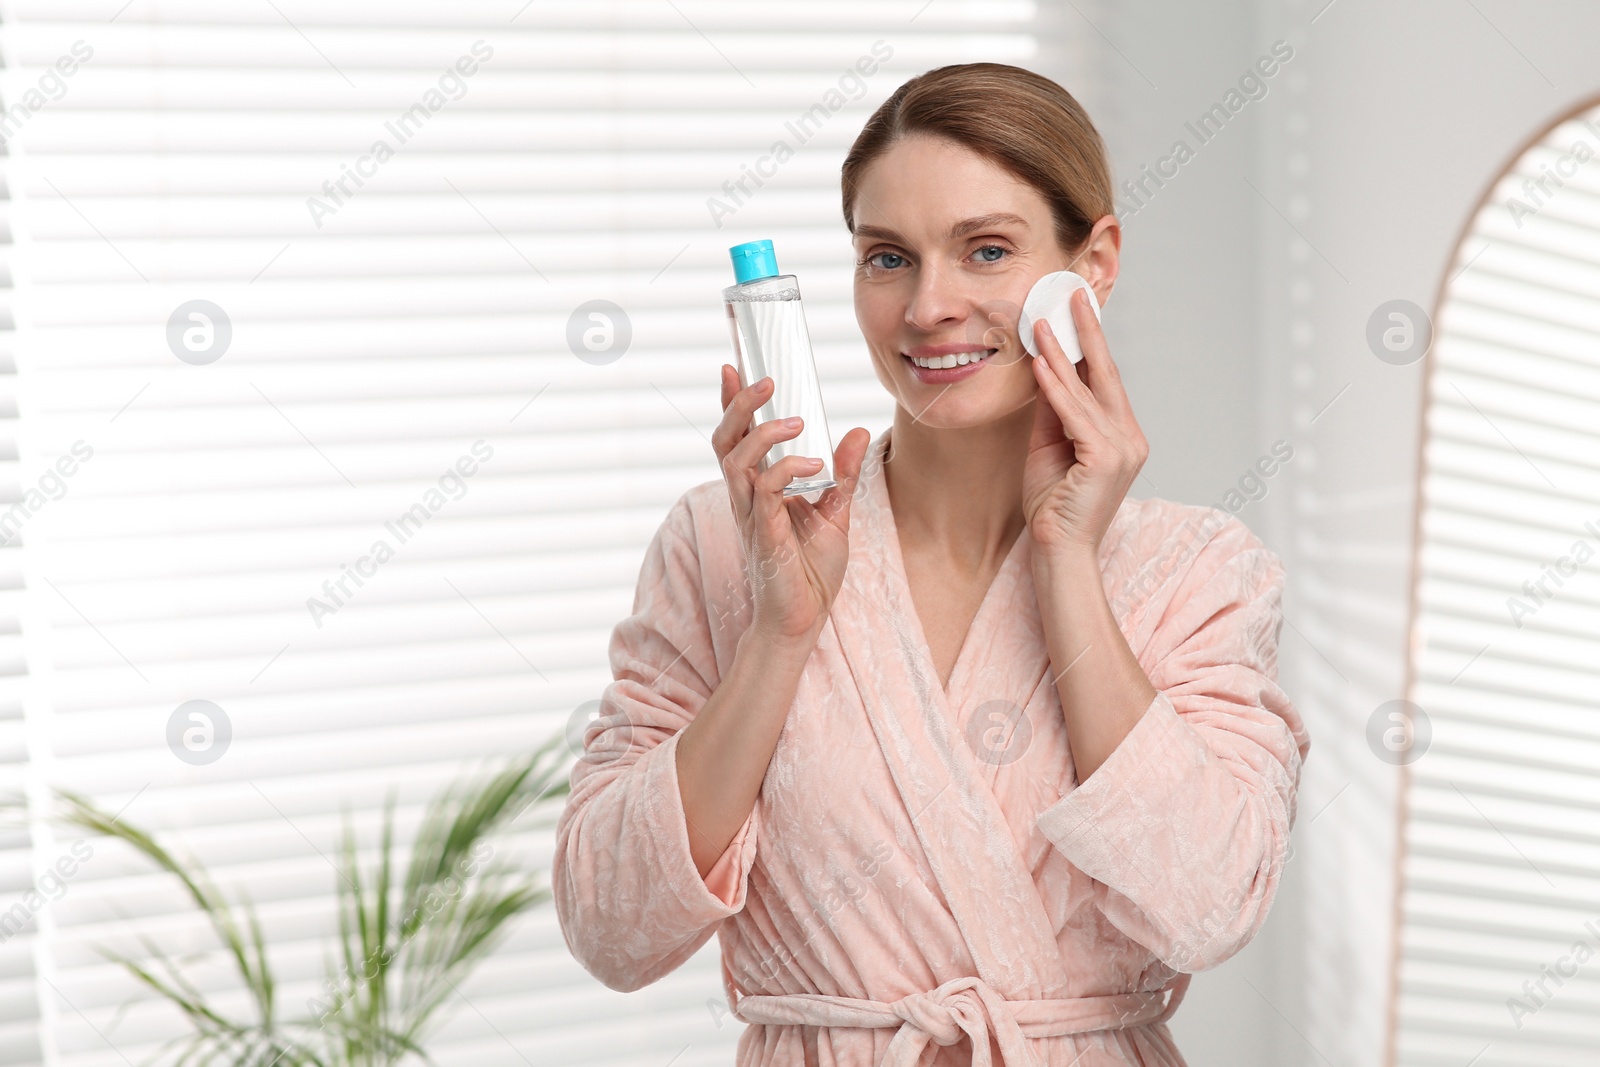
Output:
top-left (730, 971), bottom-right (1190, 1067)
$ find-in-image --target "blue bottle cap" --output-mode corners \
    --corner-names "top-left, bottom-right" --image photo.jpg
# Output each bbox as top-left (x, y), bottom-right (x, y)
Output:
top-left (729, 239), bottom-right (779, 284)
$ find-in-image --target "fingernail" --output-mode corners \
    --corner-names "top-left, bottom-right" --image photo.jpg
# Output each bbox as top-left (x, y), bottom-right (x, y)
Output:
top-left (784, 416), bottom-right (803, 427)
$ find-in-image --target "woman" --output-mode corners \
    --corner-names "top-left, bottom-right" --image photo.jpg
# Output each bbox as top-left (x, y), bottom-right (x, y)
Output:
top-left (554, 63), bottom-right (1309, 1067)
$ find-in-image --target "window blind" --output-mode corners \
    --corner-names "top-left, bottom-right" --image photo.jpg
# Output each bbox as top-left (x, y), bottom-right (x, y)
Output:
top-left (1, 15), bottom-right (47, 1058)
top-left (0, 3), bottom-right (1045, 1066)
top-left (1394, 103), bottom-right (1600, 1066)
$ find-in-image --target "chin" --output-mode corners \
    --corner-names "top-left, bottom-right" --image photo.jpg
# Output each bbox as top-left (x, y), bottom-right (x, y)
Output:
top-left (894, 377), bottom-right (1035, 430)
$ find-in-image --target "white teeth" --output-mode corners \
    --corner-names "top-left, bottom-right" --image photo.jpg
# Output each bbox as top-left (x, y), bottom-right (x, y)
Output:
top-left (909, 350), bottom-right (992, 369)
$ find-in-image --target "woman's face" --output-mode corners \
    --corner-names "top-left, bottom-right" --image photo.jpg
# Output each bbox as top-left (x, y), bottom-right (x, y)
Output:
top-left (850, 134), bottom-right (1111, 429)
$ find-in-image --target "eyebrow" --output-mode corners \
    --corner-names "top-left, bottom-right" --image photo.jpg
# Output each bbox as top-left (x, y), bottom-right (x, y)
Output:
top-left (852, 212), bottom-right (1031, 243)
top-left (950, 212), bottom-right (1029, 238)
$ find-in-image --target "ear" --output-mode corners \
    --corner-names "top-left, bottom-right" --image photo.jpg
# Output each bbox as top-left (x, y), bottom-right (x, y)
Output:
top-left (1067, 214), bottom-right (1121, 309)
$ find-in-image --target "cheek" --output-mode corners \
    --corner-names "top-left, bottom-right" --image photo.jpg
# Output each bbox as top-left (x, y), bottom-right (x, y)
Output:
top-left (854, 286), bottom-right (904, 351)
top-left (993, 348), bottom-right (1041, 396)
top-left (970, 297), bottom-right (1025, 351)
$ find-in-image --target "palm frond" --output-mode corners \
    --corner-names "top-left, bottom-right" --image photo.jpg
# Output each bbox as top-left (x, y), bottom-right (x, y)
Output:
top-left (42, 727), bottom-right (572, 1067)
top-left (54, 787), bottom-right (272, 1024)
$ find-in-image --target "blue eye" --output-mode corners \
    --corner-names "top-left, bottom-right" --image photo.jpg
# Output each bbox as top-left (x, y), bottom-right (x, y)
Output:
top-left (974, 245), bottom-right (1008, 263)
top-left (871, 251), bottom-right (906, 270)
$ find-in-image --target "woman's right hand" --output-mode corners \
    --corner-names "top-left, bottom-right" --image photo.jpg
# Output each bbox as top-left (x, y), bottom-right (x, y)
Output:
top-left (714, 366), bottom-right (872, 646)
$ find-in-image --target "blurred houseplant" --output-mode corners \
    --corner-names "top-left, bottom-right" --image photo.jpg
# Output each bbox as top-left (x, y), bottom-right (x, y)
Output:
top-left (47, 730), bottom-right (571, 1067)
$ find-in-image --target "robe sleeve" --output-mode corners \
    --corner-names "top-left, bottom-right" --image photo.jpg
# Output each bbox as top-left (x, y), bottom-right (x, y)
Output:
top-left (552, 492), bottom-right (760, 993)
top-left (1035, 511), bottom-right (1309, 973)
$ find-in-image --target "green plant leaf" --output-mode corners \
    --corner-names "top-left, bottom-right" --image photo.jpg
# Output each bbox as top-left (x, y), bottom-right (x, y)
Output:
top-left (44, 726), bottom-right (572, 1067)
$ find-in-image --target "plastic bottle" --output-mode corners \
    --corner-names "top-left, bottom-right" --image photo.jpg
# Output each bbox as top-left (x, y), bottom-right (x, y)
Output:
top-left (722, 240), bottom-right (836, 497)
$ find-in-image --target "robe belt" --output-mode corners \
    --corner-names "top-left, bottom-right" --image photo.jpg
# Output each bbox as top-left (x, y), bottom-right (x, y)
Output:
top-left (732, 972), bottom-right (1191, 1067)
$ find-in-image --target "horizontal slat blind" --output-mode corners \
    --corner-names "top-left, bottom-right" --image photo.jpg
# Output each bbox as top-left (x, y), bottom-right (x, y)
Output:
top-left (1, 28), bottom-right (46, 1062)
top-left (1, 3), bottom-right (1043, 1066)
top-left (1395, 106), bottom-right (1600, 1066)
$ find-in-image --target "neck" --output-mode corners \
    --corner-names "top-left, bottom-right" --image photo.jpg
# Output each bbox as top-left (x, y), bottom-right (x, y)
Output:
top-left (882, 402), bottom-right (1032, 572)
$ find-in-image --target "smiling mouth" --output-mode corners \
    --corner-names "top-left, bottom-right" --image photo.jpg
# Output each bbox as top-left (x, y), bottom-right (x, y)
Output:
top-left (904, 348), bottom-right (998, 369)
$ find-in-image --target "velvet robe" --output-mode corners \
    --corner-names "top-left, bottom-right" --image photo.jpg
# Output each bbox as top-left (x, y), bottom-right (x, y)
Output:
top-left (554, 428), bottom-right (1309, 1067)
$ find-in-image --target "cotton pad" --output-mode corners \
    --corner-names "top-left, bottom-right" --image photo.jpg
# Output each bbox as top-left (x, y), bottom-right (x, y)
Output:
top-left (1019, 270), bottom-right (1102, 364)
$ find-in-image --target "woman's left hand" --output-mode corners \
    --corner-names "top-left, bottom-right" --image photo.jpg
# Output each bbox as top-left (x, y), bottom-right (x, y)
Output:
top-left (1021, 287), bottom-right (1149, 559)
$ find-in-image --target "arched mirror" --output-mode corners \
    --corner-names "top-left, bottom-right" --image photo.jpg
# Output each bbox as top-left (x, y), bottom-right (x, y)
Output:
top-left (1391, 97), bottom-right (1600, 1064)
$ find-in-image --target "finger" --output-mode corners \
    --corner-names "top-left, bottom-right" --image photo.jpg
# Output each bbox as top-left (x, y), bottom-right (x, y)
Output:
top-left (720, 364), bottom-right (739, 412)
top-left (1034, 319), bottom-right (1111, 439)
top-left (726, 415), bottom-right (806, 493)
top-left (1029, 371), bottom-right (1068, 445)
top-left (1033, 317), bottom-right (1092, 404)
top-left (714, 375), bottom-right (764, 527)
top-left (1029, 385), bottom-right (1077, 470)
top-left (811, 426), bottom-right (872, 526)
top-left (717, 398), bottom-right (792, 526)
top-left (756, 452), bottom-right (824, 496)
top-left (1032, 335), bottom-right (1102, 444)
top-left (750, 454), bottom-right (824, 547)
top-left (711, 375), bottom-right (773, 459)
top-left (1069, 289), bottom-right (1137, 425)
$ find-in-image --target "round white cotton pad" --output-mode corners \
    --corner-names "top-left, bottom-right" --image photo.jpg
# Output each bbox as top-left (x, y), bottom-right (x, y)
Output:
top-left (1019, 270), bottom-right (1102, 363)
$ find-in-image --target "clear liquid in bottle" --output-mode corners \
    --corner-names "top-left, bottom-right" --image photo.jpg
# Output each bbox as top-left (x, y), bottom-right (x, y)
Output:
top-left (722, 241), bottom-right (835, 498)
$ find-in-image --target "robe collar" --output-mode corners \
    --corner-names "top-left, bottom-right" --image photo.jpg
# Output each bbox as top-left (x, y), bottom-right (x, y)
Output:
top-left (828, 427), bottom-right (1066, 998)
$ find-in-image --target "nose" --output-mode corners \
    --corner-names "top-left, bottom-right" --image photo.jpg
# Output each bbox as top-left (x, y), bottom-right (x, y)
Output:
top-left (903, 262), bottom-right (968, 335)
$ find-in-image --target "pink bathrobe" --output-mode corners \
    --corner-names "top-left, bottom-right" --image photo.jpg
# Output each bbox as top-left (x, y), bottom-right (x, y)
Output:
top-left (554, 428), bottom-right (1309, 1067)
